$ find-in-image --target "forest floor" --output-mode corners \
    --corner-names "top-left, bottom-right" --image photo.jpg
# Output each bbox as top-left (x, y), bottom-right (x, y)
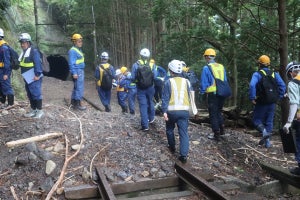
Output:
top-left (0, 75), bottom-right (299, 199)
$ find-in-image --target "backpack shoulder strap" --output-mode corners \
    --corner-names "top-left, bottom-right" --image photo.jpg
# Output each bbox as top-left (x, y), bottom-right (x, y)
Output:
top-left (207, 64), bottom-right (215, 78)
top-left (292, 79), bottom-right (300, 85)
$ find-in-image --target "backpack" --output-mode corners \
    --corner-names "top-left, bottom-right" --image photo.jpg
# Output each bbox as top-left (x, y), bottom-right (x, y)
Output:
top-left (1, 44), bottom-right (20, 70)
top-left (98, 64), bottom-right (113, 90)
top-left (183, 70), bottom-right (199, 87)
top-left (208, 64), bottom-right (232, 98)
top-left (136, 60), bottom-right (154, 89)
top-left (256, 69), bottom-right (279, 104)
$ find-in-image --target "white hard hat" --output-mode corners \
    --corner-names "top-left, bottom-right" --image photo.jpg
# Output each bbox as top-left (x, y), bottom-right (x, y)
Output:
top-left (168, 59), bottom-right (183, 74)
top-left (286, 61), bottom-right (300, 75)
top-left (116, 69), bottom-right (122, 76)
top-left (0, 28), bottom-right (4, 37)
top-left (140, 48), bottom-right (150, 58)
top-left (101, 52), bottom-right (109, 60)
top-left (19, 33), bottom-right (32, 42)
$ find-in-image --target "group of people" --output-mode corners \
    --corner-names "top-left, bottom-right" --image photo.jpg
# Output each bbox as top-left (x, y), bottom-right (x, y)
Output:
top-left (0, 29), bottom-right (43, 118)
top-left (2, 30), bottom-right (300, 170)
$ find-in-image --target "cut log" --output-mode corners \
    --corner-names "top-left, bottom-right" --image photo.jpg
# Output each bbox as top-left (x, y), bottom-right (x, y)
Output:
top-left (6, 132), bottom-right (63, 148)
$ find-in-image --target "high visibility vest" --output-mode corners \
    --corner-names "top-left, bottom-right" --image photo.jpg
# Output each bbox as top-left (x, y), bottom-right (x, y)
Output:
top-left (206, 63), bottom-right (225, 93)
top-left (97, 63), bottom-right (110, 86)
top-left (168, 77), bottom-right (190, 111)
top-left (0, 40), bottom-right (7, 67)
top-left (20, 48), bottom-right (34, 68)
top-left (71, 47), bottom-right (84, 64)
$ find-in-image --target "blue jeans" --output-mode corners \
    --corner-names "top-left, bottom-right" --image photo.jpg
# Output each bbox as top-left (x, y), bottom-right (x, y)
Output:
top-left (71, 69), bottom-right (84, 100)
top-left (97, 87), bottom-right (112, 107)
top-left (137, 86), bottom-right (155, 129)
top-left (128, 87), bottom-right (137, 114)
top-left (166, 110), bottom-right (189, 157)
top-left (207, 93), bottom-right (225, 132)
top-left (252, 103), bottom-right (275, 133)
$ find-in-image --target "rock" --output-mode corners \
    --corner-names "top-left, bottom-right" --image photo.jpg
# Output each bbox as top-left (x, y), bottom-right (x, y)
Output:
top-left (40, 177), bottom-right (54, 192)
top-left (15, 152), bottom-right (29, 165)
top-left (141, 171), bottom-right (150, 177)
top-left (38, 149), bottom-right (53, 161)
top-left (71, 144), bottom-right (84, 151)
top-left (25, 142), bottom-right (38, 153)
top-left (117, 171), bottom-right (127, 180)
top-left (81, 167), bottom-right (91, 182)
top-left (53, 141), bottom-right (64, 152)
top-left (46, 160), bottom-right (56, 175)
top-left (28, 152), bottom-right (38, 160)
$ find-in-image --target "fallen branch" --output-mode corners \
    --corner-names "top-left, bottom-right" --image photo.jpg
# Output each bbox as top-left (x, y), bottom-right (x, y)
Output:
top-left (6, 132), bottom-right (63, 148)
top-left (89, 143), bottom-right (111, 184)
top-left (245, 144), bottom-right (291, 162)
top-left (10, 186), bottom-right (19, 200)
top-left (45, 106), bottom-right (84, 200)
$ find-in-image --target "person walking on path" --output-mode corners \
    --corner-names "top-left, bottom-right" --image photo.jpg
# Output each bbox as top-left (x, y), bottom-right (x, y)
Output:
top-left (124, 66), bottom-right (137, 115)
top-left (161, 59), bottom-right (192, 163)
top-left (249, 55), bottom-right (286, 148)
top-left (95, 52), bottom-right (115, 112)
top-left (131, 48), bottom-right (157, 131)
top-left (68, 33), bottom-right (86, 110)
top-left (116, 67), bottom-right (129, 113)
top-left (18, 33), bottom-right (44, 118)
top-left (0, 28), bottom-right (14, 107)
top-left (199, 48), bottom-right (229, 141)
top-left (283, 61), bottom-right (300, 175)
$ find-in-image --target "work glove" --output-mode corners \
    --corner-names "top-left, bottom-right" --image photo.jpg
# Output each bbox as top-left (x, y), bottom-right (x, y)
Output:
top-left (283, 122), bottom-right (292, 133)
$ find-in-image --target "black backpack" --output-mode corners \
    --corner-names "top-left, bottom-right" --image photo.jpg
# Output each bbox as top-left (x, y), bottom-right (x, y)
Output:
top-left (136, 61), bottom-right (154, 89)
top-left (183, 70), bottom-right (198, 87)
top-left (256, 69), bottom-right (279, 104)
top-left (1, 44), bottom-right (20, 70)
top-left (99, 64), bottom-right (113, 90)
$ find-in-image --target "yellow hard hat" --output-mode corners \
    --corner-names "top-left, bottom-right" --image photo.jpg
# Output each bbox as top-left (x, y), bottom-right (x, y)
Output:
top-left (203, 48), bottom-right (216, 57)
top-left (150, 59), bottom-right (155, 64)
top-left (71, 33), bottom-right (83, 41)
top-left (258, 55), bottom-right (270, 66)
top-left (120, 66), bottom-right (128, 74)
top-left (182, 66), bottom-right (189, 72)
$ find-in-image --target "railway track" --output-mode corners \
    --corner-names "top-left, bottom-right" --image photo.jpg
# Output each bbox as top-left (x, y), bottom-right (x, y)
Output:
top-left (63, 97), bottom-right (300, 199)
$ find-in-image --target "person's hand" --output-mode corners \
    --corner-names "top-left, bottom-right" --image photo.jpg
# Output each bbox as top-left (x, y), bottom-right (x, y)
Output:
top-left (283, 122), bottom-right (292, 133)
top-left (72, 74), bottom-right (78, 79)
top-left (3, 75), bottom-right (8, 80)
top-left (163, 113), bottom-right (168, 121)
top-left (251, 100), bottom-right (256, 105)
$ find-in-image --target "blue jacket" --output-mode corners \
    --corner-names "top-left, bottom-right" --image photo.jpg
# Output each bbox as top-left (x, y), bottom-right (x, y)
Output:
top-left (200, 60), bottom-right (228, 94)
top-left (68, 46), bottom-right (85, 75)
top-left (20, 46), bottom-right (43, 76)
top-left (0, 41), bottom-right (11, 76)
top-left (249, 67), bottom-right (286, 101)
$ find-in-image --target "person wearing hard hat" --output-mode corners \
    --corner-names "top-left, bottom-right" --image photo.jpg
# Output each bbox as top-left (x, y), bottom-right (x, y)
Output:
top-left (161, 59), bottom-right (192, 164)
top-left (181, 61), bottom-right (199, 91)
top-left (199, 48), bottom-right (229, 141)
top-left (150, 59), bottom-right (167, 105)
top-left (0, 28), bottom-right (15, 108)
top-left (283, 61), bottom-right (300, 175)
top-left (123, 66), bottom-right (137, 115)
top-left (115, 67), bottom-right (129, 113)
top-left (68, 33), bottom-right (86, 111)
top-left (130, 48), bottom-right (157, 131)
top-left (249, 55), bottom-right (286, 148)
top-left (95, 51), bottom-right (115, 112)
top-left (18, 33), bottom-right (44, 118)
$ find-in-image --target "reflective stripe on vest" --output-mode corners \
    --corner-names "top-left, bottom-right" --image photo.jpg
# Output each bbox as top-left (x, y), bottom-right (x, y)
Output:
top-left (0, 62), bottom-right (4, 67)
top-left (116, 85), bottom-right (125, 92)
top-left (206, 63), bottom-right (225, 93)
top-left (260, 69), bottom-right (275, 78)
top-left (168, 77), bottom-right (190, 111)
top-left (71, 47), bottom-right (84, 64)
top-left (20, 58), bottom-right (34, 68)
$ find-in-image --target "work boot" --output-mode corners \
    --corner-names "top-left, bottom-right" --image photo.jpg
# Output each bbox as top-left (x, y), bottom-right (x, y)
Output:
top-left (24, 109), bottom-right (37, 117)
top-left (70, 99), bottom-right (76, 107)
top-left (208, 131), bottom-right (221, 142)
top-left (34, 109), bottom-right (44, 118)
top-left (105, 105), bottom-right (111, 112)
top-left (7, 94), bottom-right (14, 106)
top-left (258, 129), bottom-right (270, 145)
top-left (178, 156), bottom-right (187, 164)
top-left (0, 95), bottom-right (6, 104)
top-left (220, 125), bottom-right (225, 135)
top-left (122, 106), bottom-right (128, 113)
top-left (76, 100), bottom-right (86, 111)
